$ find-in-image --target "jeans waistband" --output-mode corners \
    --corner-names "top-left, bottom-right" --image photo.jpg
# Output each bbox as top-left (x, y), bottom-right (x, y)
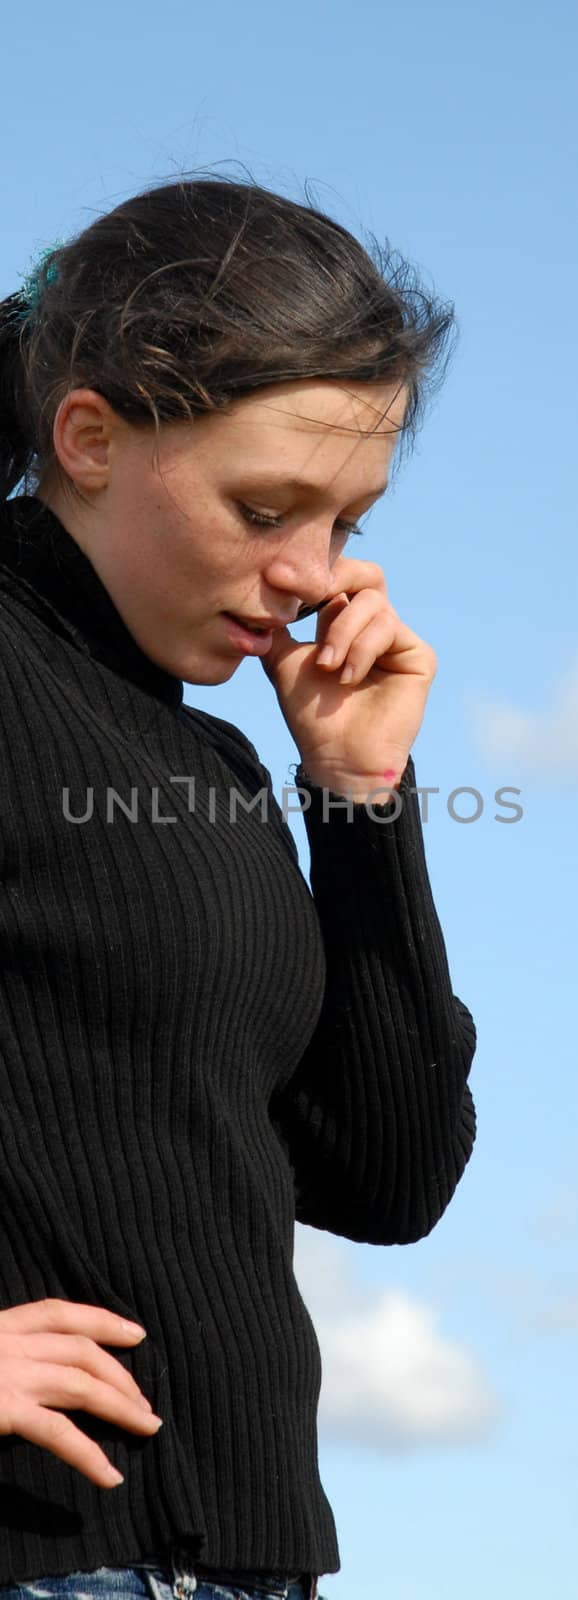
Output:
top-left (194, 1571), bottom-right (302, 1583)
top-left (196, 1569), bottom-right (304, 1583)
top-left (169, 1554), bottom-right (318, 1599)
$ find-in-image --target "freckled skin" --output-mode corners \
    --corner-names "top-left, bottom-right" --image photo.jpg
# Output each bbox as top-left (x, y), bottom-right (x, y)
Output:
top-left (36, 377), bottom-right (407, 688)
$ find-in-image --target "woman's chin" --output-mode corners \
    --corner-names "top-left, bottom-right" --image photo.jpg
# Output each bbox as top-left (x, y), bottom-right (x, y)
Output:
top-left (181, 657), bottom-right (241, 687)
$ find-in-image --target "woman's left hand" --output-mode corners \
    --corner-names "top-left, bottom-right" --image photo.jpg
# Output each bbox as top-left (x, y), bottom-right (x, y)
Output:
top-left (260, 556), bottom-right (437, 803)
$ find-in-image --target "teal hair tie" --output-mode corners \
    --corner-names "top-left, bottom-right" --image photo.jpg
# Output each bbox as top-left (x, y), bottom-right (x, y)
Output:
top-left (16, 238), bottom-right (65, 324)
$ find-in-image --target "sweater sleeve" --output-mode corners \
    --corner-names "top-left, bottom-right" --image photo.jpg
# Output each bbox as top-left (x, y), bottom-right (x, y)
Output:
top-left (266, 752), bottom-right (478, 1246)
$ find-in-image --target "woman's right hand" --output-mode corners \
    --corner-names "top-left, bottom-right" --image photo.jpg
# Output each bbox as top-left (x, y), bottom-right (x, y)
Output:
top-left (0, 1297), bottom-right (164, 1488)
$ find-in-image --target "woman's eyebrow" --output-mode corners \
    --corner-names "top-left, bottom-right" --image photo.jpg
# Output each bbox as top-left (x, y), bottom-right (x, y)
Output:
top-left (235, 472), bottom-right (389, 501)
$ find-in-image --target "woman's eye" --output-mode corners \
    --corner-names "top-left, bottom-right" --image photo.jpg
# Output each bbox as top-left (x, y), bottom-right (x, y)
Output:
top-left (238, 504), bottom-right (363, 538)
top-left (239, 505), bottom-right (282, 528)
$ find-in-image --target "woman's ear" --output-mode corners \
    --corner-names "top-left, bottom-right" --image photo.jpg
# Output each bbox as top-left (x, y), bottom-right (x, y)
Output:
top-left (51, 388), bottom-right (117, 491)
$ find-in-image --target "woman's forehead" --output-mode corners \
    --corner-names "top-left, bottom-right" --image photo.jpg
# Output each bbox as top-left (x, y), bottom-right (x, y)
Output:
top-left (226, 376), bottom-right (408, 433)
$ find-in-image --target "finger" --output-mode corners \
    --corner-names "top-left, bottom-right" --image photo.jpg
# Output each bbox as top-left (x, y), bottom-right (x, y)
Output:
top-left (315, 591), bottom-right (386, 664)
top-left (0, 1397), bottom-right (125, 1490)
top-left (322, 556), bottom-right (389, 601)
top-left (332, 613), bottom-right (399, 685)
top-left (0, 1299), bottom-right (147, 1347)
top-left (312, 593), bottom-right (351, 645)
top-left (3, 1332), bottom-right (152, 1408)
top-left (12, 1360), bottom-right (162, 1435)
top-left (341, 627), bottom-right (438, 685)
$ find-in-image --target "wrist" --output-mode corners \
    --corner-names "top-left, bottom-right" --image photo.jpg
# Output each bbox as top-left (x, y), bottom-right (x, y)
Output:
top-left (295, 771), bottom-right (398, 806)
top-left (294, 763), bottom-right (406, 806)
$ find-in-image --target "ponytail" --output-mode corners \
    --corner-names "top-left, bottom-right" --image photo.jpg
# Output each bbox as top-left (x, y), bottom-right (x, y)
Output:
top-left (0, 293), bottom-right (37, 501)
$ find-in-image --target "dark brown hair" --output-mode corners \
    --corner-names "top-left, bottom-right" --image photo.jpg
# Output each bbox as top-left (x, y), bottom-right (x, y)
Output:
top-left (0, 169), bottom-right (459, 505)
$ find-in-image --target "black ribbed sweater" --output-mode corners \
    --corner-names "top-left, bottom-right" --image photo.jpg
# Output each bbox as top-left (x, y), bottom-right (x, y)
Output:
top-left (0, 494), bottom-right (477, 1586)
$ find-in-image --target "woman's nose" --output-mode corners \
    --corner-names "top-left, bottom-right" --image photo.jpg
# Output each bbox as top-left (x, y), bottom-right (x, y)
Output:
top-left (263, 545), bottom-right (334, 612)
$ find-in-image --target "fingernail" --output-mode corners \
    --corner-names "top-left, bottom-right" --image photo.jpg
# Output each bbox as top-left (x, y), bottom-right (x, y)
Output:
top-left (121, 1321), bottom-right (147, 1338)
top-left (317, 647), bottom-right (334, 665)
top-left (106, 1465), bottom-right (124, 1485)
top-left (144, 1414), bottom-right (164, 1429)
top-left (139, 1396), bottom-right (153, 1411)
top-left (340, 665), bottom-right (354, 683)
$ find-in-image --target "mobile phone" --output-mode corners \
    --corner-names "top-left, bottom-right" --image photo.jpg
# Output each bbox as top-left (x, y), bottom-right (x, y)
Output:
top-left (295, 598), bottom-right (335, 622)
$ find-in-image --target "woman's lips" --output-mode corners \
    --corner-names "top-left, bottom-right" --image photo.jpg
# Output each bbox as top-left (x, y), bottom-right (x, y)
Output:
top-left (221, 612), bottom-right (274, 655)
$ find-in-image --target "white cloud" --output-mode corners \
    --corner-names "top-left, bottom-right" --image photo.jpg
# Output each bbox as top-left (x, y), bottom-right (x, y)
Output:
top-left (293, 1227), bottom-right (499, 1453)
top-left (465, 647), bottom-right (578, 778)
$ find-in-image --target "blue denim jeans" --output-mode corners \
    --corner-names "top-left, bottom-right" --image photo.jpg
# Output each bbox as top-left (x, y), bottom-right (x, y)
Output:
top-left (0, 1558), bottom-right (326, 1600)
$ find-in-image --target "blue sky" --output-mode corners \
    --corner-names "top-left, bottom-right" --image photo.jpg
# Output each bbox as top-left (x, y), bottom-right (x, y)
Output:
top-left (3, 1), bottom-right (578, 1595)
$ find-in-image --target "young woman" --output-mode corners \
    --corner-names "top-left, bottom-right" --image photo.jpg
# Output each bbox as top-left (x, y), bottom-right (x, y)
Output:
top-left (0, 175), bottom-right (478, 1600)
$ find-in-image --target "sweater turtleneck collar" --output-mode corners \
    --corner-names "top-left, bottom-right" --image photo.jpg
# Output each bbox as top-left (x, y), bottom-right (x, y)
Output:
top-left (0, 494), bottom-right (184, 709)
